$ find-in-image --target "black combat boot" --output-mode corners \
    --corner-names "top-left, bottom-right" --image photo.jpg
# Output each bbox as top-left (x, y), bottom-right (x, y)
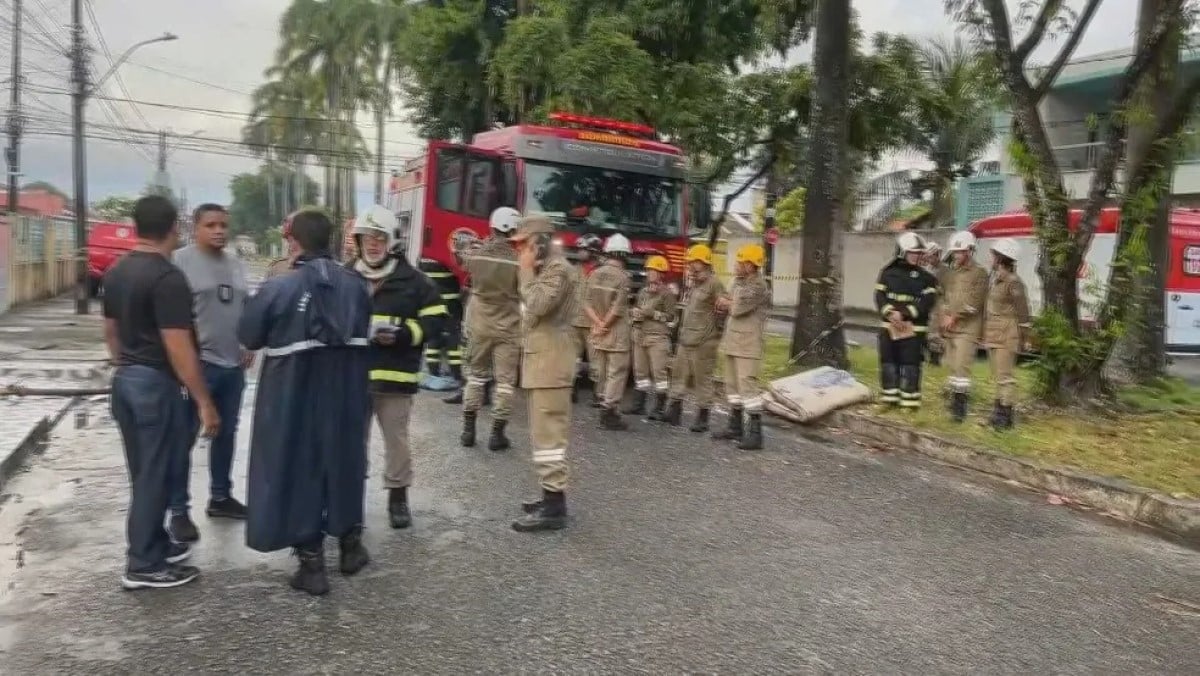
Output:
top-left (623, 390), bottom-right (647, 415)
top-left (460, 411), bottom-right (477, 447)
top-left (488, 419), bottom-right (511, 452)
top-left (449, 364), bottom-right (463, 383)
top-left (646, 393), bottom-right (667, 421)
top-left (443, 390), bottom-right (463, 404)
top-left (999, 404), bottom-right (1015, 430)
top-left (713, 406), bottom-right (744, 440)
top-left (880, 363), bottom-right (900, 406)
top-left (388, 487), bottom-right (411, 529)
top-left (689, 407), bottom-right (710, 433)
top-left (662, 399), bottom-right (683, 426)
top-left (928, 349), bottom-right (942, 366)
top-left (950, 391), bottom-right (968, 423)
top-left (338, 526), bottom-right (370, 575)
top-left (512, 490), bottom-right (568, 532)
top-left (289, 542), bottom-right (329, 596)
top-left (600, 406), bottom-right (629, 430)
top-left (989, 400), bottom-right (1004, 430)
top-left (738, 413), bottom-right (764, 450)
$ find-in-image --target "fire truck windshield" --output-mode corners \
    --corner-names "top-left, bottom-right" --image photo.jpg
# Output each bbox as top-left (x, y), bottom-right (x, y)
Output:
top-left (524, 161), bottom-right (682, 237)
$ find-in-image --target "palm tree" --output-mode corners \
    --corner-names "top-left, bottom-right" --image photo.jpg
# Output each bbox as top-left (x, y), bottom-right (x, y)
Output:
top-left (244, 70), bottom-right (326, 223)
top-left (367, 0), bottom-right (408, 203)
top-left (910, 37), bottom-right (999, 227)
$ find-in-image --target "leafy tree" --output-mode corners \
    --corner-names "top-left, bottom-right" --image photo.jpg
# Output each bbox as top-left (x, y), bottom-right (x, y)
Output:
top-left (948, 0), bottom-right (1200, 402)
top-left (228, 164), bottom-right (320, 249)
top-left (91, 195), bottom-right (137, 221)
top-left (752, 187), bottom-right (806, 233)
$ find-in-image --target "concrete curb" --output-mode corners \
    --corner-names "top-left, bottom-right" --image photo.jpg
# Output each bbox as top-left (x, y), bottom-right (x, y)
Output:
top-left (799, 409), bottom-right (1200, 547)
top-left (0, 399), bottom-right (77, 495)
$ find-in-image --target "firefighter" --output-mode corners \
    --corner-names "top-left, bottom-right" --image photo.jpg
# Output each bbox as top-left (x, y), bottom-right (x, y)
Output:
top-left (627, 255), bottom-right (676, 418)
top-left (460, 207), bottom-right (522, 451)
top-left (874, 232), bottom-right (939, 409)
top-left (714, 244), bottom-right (771, 450)
top-left (662, 243), bottom-right (725, 432)
top-left (938, 231), bottom-right (990, 422)
top-left (924, 242), bottom-right (946, 366)
top-left (350, 205), bottom-right (447, 530)
top-left (266, 211), bottom-right (302, 279)
top-left (510, 213), bottom-right (578, 532)
top-left (571, 234), bottom-right (603, 404)
top-left (419, 257), bottom-right (466, 385)
top-left (586, 234), bottom-right (633, 430)
top-left (984, 237), bottom-right (1031, 431)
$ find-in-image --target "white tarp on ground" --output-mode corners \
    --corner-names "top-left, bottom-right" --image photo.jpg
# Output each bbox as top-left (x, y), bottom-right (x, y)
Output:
top-left (764, 366), bottom-right (871, 424)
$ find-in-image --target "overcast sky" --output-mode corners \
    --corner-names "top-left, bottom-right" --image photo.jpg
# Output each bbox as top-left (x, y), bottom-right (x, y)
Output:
top-left (0, 0), bottom-right (1139, 212)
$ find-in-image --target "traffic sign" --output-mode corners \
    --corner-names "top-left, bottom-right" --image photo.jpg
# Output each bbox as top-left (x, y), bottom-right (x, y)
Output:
top-left (765, 227), bottom-right (780, 245)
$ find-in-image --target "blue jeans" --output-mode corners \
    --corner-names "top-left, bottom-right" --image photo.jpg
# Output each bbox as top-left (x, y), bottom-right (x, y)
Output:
top-left (169, 362), bottom-right (246, 514)
top-left (111, 365), bottom-right (186, 573)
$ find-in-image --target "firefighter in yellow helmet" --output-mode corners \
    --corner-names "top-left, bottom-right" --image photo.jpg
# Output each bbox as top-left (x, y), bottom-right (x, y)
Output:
top-left (627, 254), bottom-right (678, 419)
top-left (715, 243), bottom-right (771, 450)
top-left (660, 243), bottom-right (725, 431)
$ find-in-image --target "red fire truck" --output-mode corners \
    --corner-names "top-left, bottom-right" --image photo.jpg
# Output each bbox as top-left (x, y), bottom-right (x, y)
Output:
top-left (385, 112), bottom-right (711, 286)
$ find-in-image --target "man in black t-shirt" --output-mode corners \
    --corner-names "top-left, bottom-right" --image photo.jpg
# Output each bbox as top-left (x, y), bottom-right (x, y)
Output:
top-left (102, 195), bottom-right (220, 591)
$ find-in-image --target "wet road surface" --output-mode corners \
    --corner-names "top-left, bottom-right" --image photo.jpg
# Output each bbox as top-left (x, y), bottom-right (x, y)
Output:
top-left (1, 388), bottom-right (1197, 673)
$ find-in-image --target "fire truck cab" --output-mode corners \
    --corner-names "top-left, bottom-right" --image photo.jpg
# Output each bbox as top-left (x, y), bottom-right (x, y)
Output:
top-left (386, 112), bottom-right (711, 290)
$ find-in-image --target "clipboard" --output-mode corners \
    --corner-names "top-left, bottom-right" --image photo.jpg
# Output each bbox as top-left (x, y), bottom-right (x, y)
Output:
top-left (887, 322), bottom-right (916, 340)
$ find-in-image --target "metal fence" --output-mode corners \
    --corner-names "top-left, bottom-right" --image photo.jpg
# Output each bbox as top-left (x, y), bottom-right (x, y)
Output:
top-left (0, 215), bottom-right (78, 315)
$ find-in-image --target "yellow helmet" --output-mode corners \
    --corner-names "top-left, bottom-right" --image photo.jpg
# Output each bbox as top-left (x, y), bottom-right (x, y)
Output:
top-left (645, 255), bottom-right (670, 272)
top-left (685, 243), bottom-right (713, 265)
top-left (736, 243), bottom-right (766, 267)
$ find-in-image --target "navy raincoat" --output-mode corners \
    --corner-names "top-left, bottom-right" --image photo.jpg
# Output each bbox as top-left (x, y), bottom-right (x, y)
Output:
top-left (237, 254), bottom-right (373, 552)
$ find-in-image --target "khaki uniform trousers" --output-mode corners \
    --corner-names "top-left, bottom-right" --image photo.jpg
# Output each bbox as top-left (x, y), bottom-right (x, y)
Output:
top-left (944, 331), bottom-right (978, 394)
top-left (669, 339), bottom-right (719, 407)
top-left (724, 356), bottom-right (764, 412)
top-left (371, 393), bottom-right (414, 489)
top-left (633, 334), bottom-right (672, 395)
top-left (988, 343), bottom-right (1018, 406)
top-left (464, 332), bottom-right (518, 419)
top-left (573, 326), bottom-right (596, 381)
top-left (591, 349), bottom-right (630, 408)
top-left (528, 388), bottom-right (571, 491)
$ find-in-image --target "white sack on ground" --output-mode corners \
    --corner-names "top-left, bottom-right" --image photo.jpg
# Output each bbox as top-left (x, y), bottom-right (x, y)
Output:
top-left (766, 366), bottom-right (871, 423)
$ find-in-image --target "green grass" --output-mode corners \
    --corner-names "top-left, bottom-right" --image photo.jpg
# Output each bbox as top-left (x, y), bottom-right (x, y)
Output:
top-left (764, 336), bottom-right (1200, 498)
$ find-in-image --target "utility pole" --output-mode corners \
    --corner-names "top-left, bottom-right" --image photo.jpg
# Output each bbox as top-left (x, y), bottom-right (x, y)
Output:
top-left (6, 0), bottom-right (22, 214)
top-left (71, 0), bottom-right (90, 315)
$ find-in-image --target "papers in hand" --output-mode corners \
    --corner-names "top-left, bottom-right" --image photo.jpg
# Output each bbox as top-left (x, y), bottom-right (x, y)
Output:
top-left (371, 317), bottom-right (397, 335)
top-left (887, 321), bottom-right (916, 340)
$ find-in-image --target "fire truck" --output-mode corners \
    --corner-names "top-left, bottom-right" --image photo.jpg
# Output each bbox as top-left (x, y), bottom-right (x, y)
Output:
top-left (385, 112), bottom-right (711, 288)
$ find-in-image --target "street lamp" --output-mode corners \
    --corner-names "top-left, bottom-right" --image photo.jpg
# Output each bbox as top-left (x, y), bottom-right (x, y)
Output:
top-left (72, 28), bottom-right (177, 315)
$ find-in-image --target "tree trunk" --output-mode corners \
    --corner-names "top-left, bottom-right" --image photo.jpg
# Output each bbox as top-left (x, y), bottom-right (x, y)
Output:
top-left (266, 151), bottom-right (277, 225)
top-left (1111, 0), bottom-right (1179, 382)
top-left (789, 0), bottom-right (850, 370)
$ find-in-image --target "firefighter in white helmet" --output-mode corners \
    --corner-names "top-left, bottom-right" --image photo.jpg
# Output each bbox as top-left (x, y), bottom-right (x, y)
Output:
top-left (937, 231), bottom-right (990, 422)
top-left (459, 206), bottom-right (522, 451)
top-left (586, 233), bottom-right (634, 429)
top-left (351, 204), bottom-right (448, 530)
top-left (983, 237), bottom-right (1031, 430)
top-left (874, 231), bottom-right (940, 408)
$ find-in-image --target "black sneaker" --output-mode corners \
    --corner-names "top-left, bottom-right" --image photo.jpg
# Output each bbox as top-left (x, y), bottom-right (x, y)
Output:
top-left (166, 542), bottom-right (192, 564)
top-left (169, 513), bottom-right (200, 543)
top-left (206, 497), bottom-right (247, 520)
top-left (121, 564), bottom-right (200, 590)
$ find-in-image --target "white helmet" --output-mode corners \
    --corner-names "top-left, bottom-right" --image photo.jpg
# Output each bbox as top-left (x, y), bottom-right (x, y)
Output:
top-left (489, 206), bottom-right (520, 234)
top-left (352, 204), bottom-right (401, 252)
top-left (603, 233), bottom-right (631, 255)
top-left (896, 231), bottom-right (926, 254)
top-left (947, 231), bottom-right (977, 252)
top-left (991, 237), bottom-right (1021, 262)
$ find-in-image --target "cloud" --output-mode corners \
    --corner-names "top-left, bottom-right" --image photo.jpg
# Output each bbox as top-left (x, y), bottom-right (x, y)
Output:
top-left (3, 0), bottom-right (1140, 217)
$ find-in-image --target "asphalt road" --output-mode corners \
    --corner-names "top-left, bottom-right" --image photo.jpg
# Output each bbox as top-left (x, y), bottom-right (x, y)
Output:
top-left (1, 386), bottom-right (1197, 673)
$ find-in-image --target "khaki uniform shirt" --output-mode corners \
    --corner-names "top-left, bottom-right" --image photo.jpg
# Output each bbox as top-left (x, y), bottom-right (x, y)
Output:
top-left (519, 256), bottom-right (579, 389)
top-left (633, 284), bottom-right (678, 340)
top-left (464, 235), bottom-right (520, 338)
top-left (572, 263), bottom-right (593, 328)
top-left (938, 260), bottom-right (990, 339)
top-left (586, 263), bottom-right (631, 352)
top-left (984, 268), bottom-right (1032, 348)
top-left (718, 275), bottom-right (771, 359)
top-left (678, 274), bottom-right (725, 347)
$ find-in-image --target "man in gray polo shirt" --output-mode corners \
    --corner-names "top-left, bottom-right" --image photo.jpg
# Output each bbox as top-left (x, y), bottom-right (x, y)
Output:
top-left (168, 203), bottom-right (253, 542)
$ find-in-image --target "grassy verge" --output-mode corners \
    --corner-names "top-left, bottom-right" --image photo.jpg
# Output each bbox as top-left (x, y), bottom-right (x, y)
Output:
top-left (763, 336), bottom-right (1200, 498)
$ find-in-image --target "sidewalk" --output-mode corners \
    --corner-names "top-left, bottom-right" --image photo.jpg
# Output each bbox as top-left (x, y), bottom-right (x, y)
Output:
top-left (0, 296), bottom-right (108, 491)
